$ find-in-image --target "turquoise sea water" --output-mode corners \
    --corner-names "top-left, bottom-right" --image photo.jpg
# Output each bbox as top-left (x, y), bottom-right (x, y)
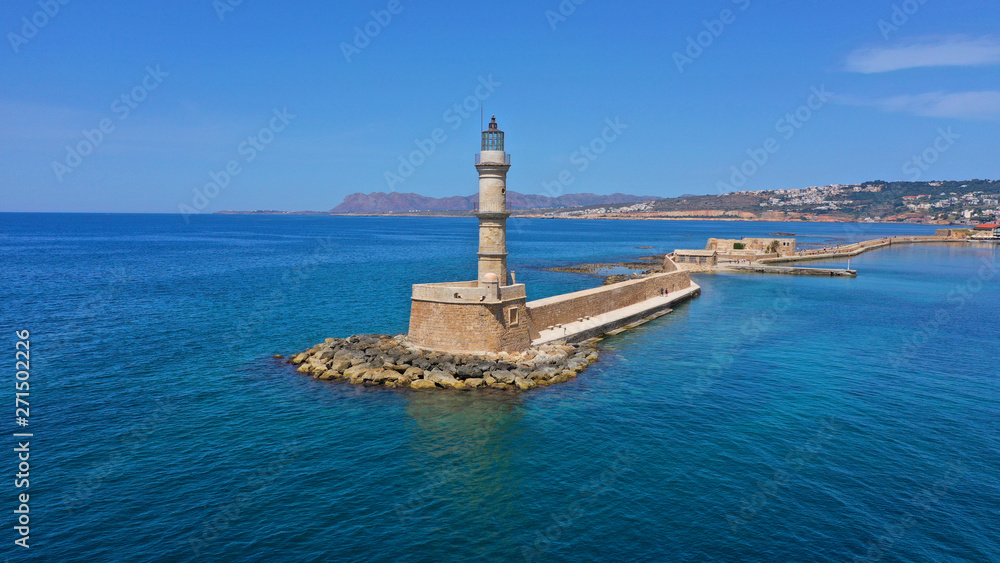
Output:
top-left (1, 214), bottom-right (998, 562)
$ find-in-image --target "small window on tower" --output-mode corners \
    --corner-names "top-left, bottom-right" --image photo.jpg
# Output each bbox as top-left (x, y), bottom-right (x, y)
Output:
top-left (507, 306), bottom-right (519, 327)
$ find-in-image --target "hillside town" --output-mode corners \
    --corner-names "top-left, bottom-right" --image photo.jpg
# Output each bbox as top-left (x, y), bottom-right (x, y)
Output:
top-left (529, 180), bottom-right (1000, 225)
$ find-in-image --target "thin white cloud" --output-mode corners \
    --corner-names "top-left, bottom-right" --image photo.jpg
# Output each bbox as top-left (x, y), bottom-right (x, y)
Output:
top-left (836, 91), bottom-right (1000, 121)
top-left (845, 36), bottom-right (1000, 73)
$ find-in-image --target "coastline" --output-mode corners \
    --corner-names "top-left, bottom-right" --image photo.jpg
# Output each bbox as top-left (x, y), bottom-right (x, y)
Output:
top-left (216, 210), bottom-right (966, 227)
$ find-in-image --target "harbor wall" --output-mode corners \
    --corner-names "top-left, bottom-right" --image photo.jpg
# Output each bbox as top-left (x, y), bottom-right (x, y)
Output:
top-left (526, 270), bottom-right (692, 333)
top-left (758, 236), bottom-right (964, 264)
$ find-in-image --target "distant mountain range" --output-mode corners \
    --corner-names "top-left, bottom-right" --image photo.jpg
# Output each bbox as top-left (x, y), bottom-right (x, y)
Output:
top-left (330, 191), bottom-right (661, 214)
top-left (219, 180), bottom-right (998, 223)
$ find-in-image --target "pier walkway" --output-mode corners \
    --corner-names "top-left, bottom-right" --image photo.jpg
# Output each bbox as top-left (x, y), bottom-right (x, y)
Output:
top-left (532, 284), bottom-right (701, 346)
top-left (719, 264), bottom-right (856, 277)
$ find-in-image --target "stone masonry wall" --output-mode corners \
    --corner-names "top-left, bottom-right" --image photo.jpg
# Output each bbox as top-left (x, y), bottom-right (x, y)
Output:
top-left (409, 297), bottom-right (531, 354)
top-left (708, 237), bottom-right (796, 256)
top-left (526, 270), bottom-right (692, 332)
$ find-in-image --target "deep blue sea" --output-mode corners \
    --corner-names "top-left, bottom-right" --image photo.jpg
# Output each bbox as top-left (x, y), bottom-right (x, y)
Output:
top-left (1, 214), bottom-right (998, 562)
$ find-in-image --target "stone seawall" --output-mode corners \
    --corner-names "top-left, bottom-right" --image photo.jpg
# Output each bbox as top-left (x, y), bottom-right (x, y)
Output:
top-left (532, 284), bottom-right (701, 345)
top-left (526, 270), bottom-right (692, 333)
top-left (758, 236), bottom-right (964, 264)
top-left (408, 297), bottom-right (531, 354)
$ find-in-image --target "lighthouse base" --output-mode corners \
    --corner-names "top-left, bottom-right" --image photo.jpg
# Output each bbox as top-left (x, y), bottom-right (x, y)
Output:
top-left (408, 282), bottom-right (531, 354)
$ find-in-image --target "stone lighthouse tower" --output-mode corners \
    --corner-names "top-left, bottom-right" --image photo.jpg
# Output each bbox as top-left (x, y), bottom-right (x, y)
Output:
top-left (407, 116), bottom-right (532, 354)
top-left (476, 116), bottom-right (511, 286)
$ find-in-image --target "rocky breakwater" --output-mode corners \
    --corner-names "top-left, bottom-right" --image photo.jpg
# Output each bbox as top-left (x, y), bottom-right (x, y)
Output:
top-left (289, 334), bottom-right (600, 391)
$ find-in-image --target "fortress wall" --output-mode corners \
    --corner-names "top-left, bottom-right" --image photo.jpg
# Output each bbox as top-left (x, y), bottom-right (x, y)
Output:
top-left (708, 237), bottom-right (797, 256)
top-left (408, 297), bottom-right (531, 354)
top-left (936, 229), bottom-right (972, 239)
top-left (526, 270), bottom-right (692, 331)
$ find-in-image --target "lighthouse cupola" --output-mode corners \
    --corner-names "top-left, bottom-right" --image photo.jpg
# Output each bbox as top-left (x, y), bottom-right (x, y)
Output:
top-left (482, 115), bottom-right (504, 151)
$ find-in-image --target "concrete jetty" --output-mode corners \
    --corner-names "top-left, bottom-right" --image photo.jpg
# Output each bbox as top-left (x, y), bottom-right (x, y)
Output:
top-left (719, 265), bottom-right (857, 277)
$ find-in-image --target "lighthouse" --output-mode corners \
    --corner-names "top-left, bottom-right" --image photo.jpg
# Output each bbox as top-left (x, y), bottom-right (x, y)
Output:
top-left (476, 116), bottom-right (512, 286)
top-left (407, 115), bottom-right (531, 354)
top-left (406, 114), bottom-right (700, 355)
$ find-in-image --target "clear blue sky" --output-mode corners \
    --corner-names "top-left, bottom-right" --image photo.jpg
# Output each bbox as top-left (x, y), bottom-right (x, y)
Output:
top-left (2, 0), bottom-right (998, 213)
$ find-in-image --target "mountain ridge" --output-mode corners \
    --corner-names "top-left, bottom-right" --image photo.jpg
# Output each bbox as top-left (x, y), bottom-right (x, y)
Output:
top-left (330, 191), bottom-right (660, 214)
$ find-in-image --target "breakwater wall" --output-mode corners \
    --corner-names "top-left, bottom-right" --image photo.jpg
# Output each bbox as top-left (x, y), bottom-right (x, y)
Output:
top-left (525, 269), bottom-right (692, 337)
top-left (759, 236), bottom-right (963, 264)
top-left (295, 261), bottom-right (701, 391)
top-left (290, 334), bottom-right (601, 391)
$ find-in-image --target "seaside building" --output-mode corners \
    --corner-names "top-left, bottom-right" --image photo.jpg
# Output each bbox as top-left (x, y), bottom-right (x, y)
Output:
top-left (674, 249), bottom-right (718, 268)
top-left (972, 222), bottom-right (1000, 240)
top-left (705, 237), bottom-right (796, 262)
top-left (935, 228), bottom-right (973, 239)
